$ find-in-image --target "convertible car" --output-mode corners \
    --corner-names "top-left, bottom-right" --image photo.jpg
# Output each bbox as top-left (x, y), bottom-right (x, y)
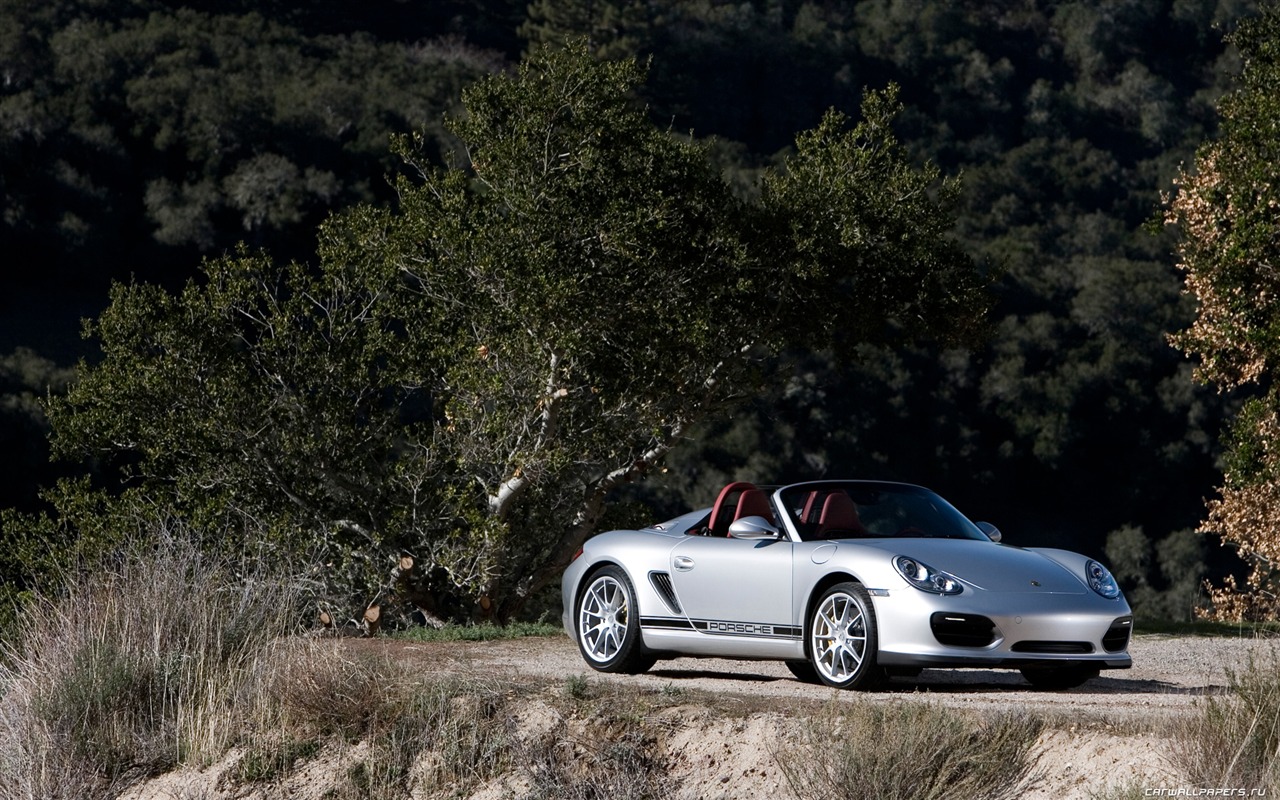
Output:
top-left (561, 480), bottom-right (1132, 690)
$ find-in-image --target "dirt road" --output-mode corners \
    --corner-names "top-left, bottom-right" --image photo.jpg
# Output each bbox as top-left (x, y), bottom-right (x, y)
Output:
top-left (126, 632), bottom-right (1274, 800)
top-left (383, 631), bottom-right (1274, 721)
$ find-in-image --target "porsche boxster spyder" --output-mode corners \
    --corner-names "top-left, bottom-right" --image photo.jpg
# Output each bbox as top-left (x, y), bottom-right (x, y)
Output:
top-left (561, 480), bottom-right (1132, 690)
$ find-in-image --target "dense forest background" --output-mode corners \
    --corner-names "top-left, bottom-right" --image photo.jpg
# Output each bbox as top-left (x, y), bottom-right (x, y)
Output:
top-left (0, 0), bottom-right (1261, 619)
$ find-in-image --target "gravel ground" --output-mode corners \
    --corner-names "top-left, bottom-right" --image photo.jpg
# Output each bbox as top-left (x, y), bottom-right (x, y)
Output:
top-left (379, 632), bottom-right (1276, 721)
top-left (123, 633), bottom-right (1274, 800)
top-left (354, 632), bottom-right (1278, 797)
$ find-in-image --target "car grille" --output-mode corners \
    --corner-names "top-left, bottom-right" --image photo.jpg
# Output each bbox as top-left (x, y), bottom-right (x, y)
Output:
top-left (649, 572), bottom-right (682, 614)
top-left (1103, 616), bottom-right (1133, 652)
top-left (930, 612), bottom-right (996, 647)
top-left (1010, 641), bottom-right (1094, 654)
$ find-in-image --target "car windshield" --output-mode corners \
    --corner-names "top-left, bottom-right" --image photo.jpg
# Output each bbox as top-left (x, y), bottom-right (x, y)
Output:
top-left (779, 482), bottom-right (988, 542)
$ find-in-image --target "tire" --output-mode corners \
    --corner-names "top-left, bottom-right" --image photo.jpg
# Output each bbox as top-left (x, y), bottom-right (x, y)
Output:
top-left (807, 582), bottom-right (884, 690)
top-left (1019, 665), bottom-right (1100, 690)
top-left (785, 659), bottom-right (820, 684)
top-left (575, 565), bottom-right (655, 674)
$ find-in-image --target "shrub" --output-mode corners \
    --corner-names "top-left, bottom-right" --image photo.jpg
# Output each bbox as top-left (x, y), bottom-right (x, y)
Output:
top-left (777, 699), bottom-right (1043, 800)
top-left (0, 523), bottom-right (307, 800)
top-left (235, 642), bottom-right (510, 797)
top-left (1171, 651), bottom-right (1280, 791)
top-left (519, 722), bottom-right (671, 800)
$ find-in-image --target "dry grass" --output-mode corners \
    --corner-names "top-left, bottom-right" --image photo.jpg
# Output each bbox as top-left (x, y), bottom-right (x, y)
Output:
top-left (515, 681), bottom-right (675, 800)
top-left (11, 524), bottom-right (1234, 800)
top-left (1170, 650), bottom-right (1280, 792)
top-left (0, 523), bottom-right (516, 800)
top-left (776, 698), bottom-right (1044, 800)
top-left (234, 641), bottom-right (510, 797)
top-left (0, 524), bottom-right (304, 800)
top-left (518, 724), bottom-right (672, 800)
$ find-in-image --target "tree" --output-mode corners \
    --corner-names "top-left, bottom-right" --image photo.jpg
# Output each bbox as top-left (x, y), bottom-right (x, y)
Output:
top-left (44, 40), bottom-right (986, 621)
top-left (1166, 6), bottom-right (1280, 620)
top-left (0, 2), bottom-right (491, 301)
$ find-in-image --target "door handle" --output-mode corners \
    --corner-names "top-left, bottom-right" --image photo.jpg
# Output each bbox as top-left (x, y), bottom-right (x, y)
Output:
top-left (673, 556), bottom-right (695, 572)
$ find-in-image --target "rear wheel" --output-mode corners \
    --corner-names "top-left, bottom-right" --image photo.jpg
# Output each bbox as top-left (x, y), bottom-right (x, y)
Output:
top-left (1020, 665), bottom-right (1099, 689)
top-left (807, 582), bottom-right (884, 690)
top-left (575, 566), bottom-right (655, 674)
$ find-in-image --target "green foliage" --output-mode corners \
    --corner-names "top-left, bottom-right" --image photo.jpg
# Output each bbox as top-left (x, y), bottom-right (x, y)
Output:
top-left (1105, 525), bottom-right (1208, 621)
top-left (563, 674), bottom-right (592, 701)
top-left (0, 349), bottom-right (74, 510)
top-left (393, 621), bottom-right (562, 643)
top-left (45, 245), bottom-right (459, 614)
top-left (760, 90), bottom-right (989, 350)
top-left (46, 41), bottom-right (984, 621)
top-left (1, 0), bottom-right (1265, 624)
top-left (0, 2), bottom-right (489, 275)
top-left (532, 1), bottom-right (1243, 571)
top-left (1132, 617), bottom-right (1280, 636)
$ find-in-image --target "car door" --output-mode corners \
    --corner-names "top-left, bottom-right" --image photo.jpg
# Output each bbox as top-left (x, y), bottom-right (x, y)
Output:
top-left (667, 535), bottom-right (793, 634)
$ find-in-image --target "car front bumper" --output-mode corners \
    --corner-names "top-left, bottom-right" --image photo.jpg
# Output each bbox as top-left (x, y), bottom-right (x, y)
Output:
top-left (871, 586), bottom-right (1133, 670)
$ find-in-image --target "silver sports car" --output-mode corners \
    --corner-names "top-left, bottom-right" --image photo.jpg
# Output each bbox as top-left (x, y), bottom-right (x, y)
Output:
top-left (561, 480), bottom-right (1132, 690)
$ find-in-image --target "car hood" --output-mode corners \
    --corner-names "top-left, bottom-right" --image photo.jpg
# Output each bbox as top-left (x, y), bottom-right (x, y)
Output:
top-left (854, 538), bottom-right (1087, 594)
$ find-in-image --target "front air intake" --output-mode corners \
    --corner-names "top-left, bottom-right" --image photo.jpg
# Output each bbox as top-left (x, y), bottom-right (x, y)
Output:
top-left (930, 612), bottom-right (996, 647)
top-left (1103, 616), bottom-right (1133, 652)
top-left (1010, 641), bottom-right (1094, 654)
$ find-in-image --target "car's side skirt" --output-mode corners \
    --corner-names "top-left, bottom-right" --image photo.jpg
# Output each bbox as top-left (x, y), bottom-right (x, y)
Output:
top-left (641, 616), bottom-right (801, 639)
top-left (639, 616), bottom-right (806, 660)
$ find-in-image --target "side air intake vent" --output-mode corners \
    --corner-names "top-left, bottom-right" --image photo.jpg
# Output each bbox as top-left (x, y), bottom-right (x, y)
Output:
top-left (649, 572), bottom-right (681, 614)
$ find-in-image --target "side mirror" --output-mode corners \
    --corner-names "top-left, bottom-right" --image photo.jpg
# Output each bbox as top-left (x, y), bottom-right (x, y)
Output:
top-left (976, 521), bottom-right (1002, 543)
top-left (728, 516), bottom-right (781, 540)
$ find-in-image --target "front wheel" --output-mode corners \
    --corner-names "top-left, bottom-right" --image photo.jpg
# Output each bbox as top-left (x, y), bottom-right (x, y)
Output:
top-left (575, 566), bottom-right (654, 674)
top-left (807, 582), bottom-right (883, 690)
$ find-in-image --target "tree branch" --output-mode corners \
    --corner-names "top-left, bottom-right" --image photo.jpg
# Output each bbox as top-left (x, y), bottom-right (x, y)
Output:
top-left (487, 349), bottom-right (565, 520)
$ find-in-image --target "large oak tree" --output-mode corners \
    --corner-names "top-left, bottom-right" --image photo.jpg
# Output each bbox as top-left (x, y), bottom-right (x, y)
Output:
top-left (44, 41), bottom-right (987, 621)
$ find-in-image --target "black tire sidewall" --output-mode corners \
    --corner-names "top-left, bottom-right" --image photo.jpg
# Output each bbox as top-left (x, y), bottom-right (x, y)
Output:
top-left (808, 582), bottom-right (881, 690)
top-left (575, 564), bottom-right (649, 673)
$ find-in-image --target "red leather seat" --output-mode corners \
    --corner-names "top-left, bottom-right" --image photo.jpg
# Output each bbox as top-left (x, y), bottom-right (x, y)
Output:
top-left (817, 493), bottom-right (867, 538)
top-left (733, 488), bottom-right (775, 526)
top-left (708, 481), bottom-right (757, 536)
top-left (707, 482), bottom-right (777, 536)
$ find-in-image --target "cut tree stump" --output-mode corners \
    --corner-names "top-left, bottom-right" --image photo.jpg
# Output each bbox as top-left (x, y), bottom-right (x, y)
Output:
top-left (363, 604), bottom-right (381, 636)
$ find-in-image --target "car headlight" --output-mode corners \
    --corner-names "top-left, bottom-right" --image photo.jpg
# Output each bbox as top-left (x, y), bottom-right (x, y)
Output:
top-left (1086, 560), bottom-right (1121, 599)
top-left (894, 555), bottom-right (963, 595)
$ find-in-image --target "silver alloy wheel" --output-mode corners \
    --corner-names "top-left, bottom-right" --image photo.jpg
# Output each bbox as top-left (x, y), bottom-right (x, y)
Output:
top-left (811, 589), bottom-right (868, 682)
top-left (579, 574), bottom-right (630, 663)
